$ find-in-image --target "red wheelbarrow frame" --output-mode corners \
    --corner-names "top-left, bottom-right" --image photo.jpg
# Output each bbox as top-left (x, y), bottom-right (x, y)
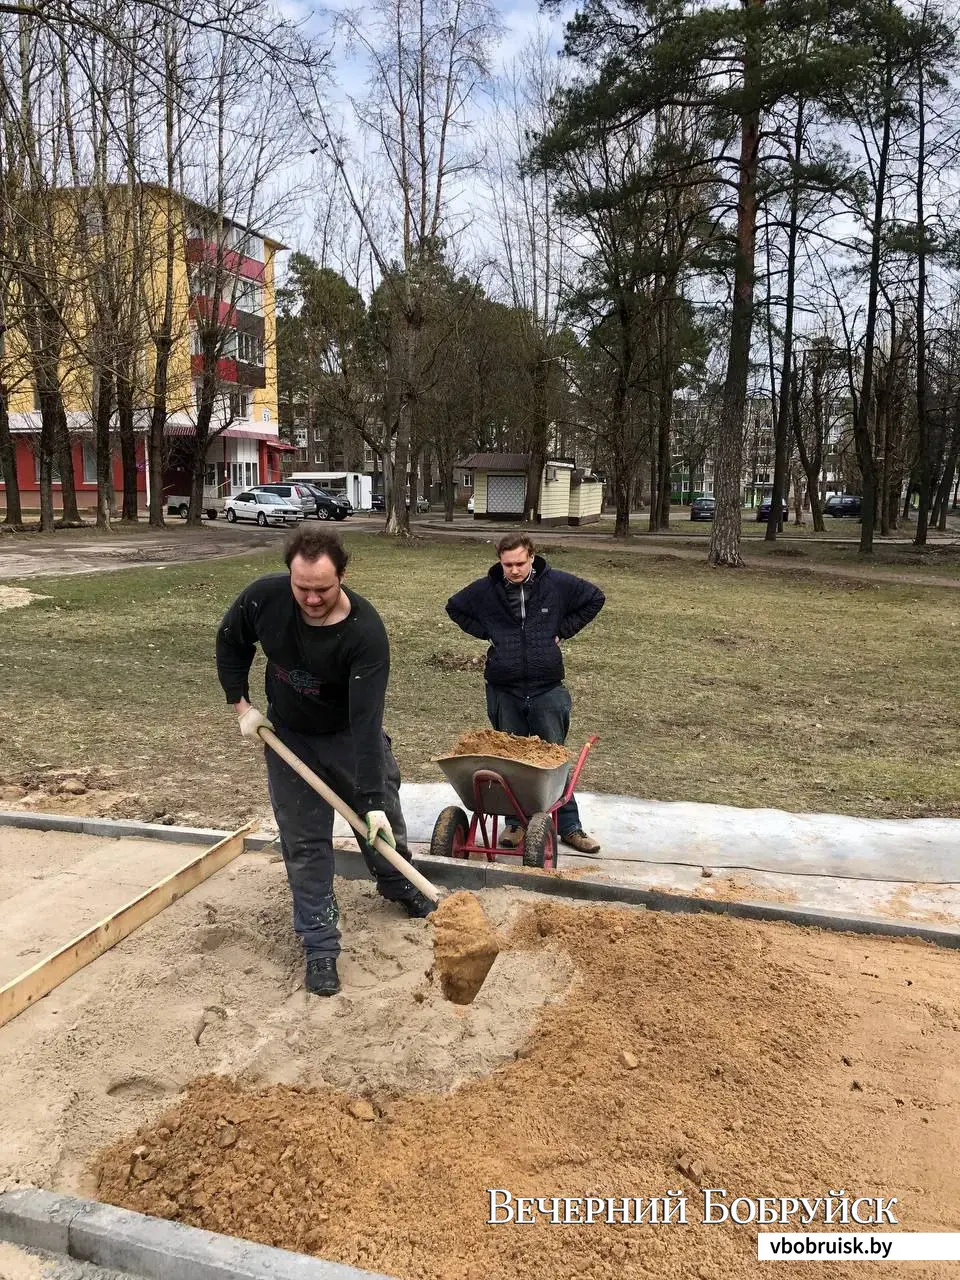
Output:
top-left (447, 735), bottom-right (598, 871)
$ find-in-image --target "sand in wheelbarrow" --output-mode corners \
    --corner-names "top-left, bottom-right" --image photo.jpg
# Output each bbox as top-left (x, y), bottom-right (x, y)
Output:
top-left (447, 727), bottom-right (569, 768)
top-left (431, 891), bottom-right (501, 1004)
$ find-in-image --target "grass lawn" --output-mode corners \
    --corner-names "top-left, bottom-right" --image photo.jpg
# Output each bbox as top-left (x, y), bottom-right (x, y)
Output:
top-left (0, 533), bottom-right (958, 827)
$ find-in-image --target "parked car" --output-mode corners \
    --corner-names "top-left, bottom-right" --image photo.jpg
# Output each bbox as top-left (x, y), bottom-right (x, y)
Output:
top-left (824, 493), bottom-right (862, 518)
top-left (410, 495), bottom-right (430, 513)
top-left (466, 495), bottom-right (475, 514)
top-left (225, 491), bottom-right (302, 527)
top-left (370, 493), bottom-right (385, 512)
top-left (251, 483), bottom-right (315, 517)
top-left (689, 495), bottom-right (716, 522)
top-left (297, 482), bottom-right (351, 521)
top-left (756, 497), bottom-right (790, 522)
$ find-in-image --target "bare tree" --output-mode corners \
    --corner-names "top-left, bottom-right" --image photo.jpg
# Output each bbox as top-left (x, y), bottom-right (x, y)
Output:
top-left (299, 0), bottom-right (500, 534)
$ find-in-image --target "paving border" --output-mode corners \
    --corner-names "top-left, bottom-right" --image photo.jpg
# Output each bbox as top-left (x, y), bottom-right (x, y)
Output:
top-left (0, 1189), bottom-right (392, 1279)
top-left (4, 808), bottom-right (960, 949)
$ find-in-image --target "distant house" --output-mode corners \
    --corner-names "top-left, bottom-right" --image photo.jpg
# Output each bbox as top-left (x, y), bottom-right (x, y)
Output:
top-left (460, 453), bottom-right (593, 525)
top-left (568, 470), bottom-right (603, 525)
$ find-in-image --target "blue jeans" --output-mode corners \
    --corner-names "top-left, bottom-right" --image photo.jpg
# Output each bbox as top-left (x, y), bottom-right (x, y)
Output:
top-left (484, 684), bottom-right (582, 837)
top-left (264, 719), bottom-right (415, 959)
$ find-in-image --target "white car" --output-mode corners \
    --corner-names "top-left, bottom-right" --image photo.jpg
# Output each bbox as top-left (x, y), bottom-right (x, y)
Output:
top-left (225, 490), bottom-right (302, 527)
top-left (467, 495), bottom-right (474, 514)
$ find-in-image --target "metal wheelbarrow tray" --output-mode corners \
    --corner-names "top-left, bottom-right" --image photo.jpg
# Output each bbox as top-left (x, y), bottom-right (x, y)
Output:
top-left (434, 752), bottom-right (570, 818)
top-left (430, 737), bottom-right (598, 870)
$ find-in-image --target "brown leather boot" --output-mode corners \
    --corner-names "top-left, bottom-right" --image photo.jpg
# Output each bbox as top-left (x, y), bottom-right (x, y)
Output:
top-left (499, 826), bottom-right (526, 850)
top-left (560, 830), bottom-right (601, 856)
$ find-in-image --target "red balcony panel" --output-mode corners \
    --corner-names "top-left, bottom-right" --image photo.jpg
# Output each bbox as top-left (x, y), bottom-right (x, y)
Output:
top-left (186, 238), bottom-right (265, 283)
top-left (191, 355), bottom-right (238, 383)
top-left (237, 257), bottom-right (265, 283)
top-left (189, 297), bottom-right (237, 326)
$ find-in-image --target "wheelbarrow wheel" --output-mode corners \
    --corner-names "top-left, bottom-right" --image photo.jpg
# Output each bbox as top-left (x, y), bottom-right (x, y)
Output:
top-left (524, 812), bottom-right (557, 870)
top-left (431, 805), bottom-right (470, 860)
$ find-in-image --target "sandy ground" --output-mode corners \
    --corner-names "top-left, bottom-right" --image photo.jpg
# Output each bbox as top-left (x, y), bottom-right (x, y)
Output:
top-left (0, 1242), bottom-right (140, 1280)
top-left (2, 828), bottom-right (960, 1278)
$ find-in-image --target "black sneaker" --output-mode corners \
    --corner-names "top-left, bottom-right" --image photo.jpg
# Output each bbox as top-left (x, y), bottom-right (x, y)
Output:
top-left (304, 956), bottom-right (340, 996)
top-left (396, 890), bottom-right (437, 919)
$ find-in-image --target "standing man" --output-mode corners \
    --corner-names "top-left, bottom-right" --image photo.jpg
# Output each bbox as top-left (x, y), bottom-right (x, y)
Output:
top-left (445, 534), bottom-right (605, 855)
top-left (216, 526), bottom-right (434, 999)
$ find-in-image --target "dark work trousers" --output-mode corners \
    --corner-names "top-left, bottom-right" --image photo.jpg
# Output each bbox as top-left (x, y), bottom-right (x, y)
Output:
top-left (485, 683), bottom-right (581, 836)
top-left (264, 717), bottom-right (415, 959)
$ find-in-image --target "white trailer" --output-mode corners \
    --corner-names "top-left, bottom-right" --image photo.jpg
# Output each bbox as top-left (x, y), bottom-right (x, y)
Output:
top-left (290, 471), bottom-right (373, 511)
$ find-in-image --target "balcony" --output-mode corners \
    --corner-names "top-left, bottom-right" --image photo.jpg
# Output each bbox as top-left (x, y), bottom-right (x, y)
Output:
top-left (186, 237), bottom-right (266, 283)
top-left (191, 355), bottom-right (238, 383)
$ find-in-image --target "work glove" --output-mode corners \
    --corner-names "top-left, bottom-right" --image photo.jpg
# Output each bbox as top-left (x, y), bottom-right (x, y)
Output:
top-left (238, 706), bottom-right (273, 743)
top-left (365, 809), bottom-right (396, 850)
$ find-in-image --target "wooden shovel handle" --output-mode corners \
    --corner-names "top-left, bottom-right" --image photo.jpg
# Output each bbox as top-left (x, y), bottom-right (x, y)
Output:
top-left (258, 725), bottom-right (441, 904)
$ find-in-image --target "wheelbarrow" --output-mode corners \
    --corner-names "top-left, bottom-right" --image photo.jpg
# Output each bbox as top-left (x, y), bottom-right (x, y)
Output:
top-left (429, 736), bottom-right (598, 870)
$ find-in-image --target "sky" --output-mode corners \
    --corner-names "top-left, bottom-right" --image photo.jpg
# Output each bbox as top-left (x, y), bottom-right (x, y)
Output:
top-left (268, 0), bottom-right (569, 274)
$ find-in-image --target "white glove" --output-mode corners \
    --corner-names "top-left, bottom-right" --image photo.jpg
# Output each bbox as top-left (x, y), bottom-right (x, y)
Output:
top-left (365, 810), bottom-right (396, 849)
top-left (238, 706), bottom-right (273, 742)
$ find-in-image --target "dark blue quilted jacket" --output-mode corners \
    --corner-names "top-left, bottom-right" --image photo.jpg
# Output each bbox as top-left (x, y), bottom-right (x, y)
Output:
top-left (445, 556), bottom-right (605, 697)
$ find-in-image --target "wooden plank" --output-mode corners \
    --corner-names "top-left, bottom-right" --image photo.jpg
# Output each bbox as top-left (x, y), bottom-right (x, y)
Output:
top-left (0, 824), bottom-right (251, 1031)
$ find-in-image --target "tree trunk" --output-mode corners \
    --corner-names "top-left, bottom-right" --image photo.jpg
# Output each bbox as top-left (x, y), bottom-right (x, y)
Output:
top-left (913, 54), bottom-right (931, 547)
top-left (117, 372), bottom-right (138, 521)
top-left (613, 458), bottom-right (631, 537)
top-left (94, 367), bottom-right (114, 529)
top-left (933, 410), bottom-right (960, 531)
top-left (524, 355), bottom-right (548, 522)
top-left (37, 406), bottom-right (55, 533)
top-left (854, 42), bottom-right (894, 555)
top-left (709, 0), bottom-right (762, 568)
top-left (766, 98), bottom-right (804, 543)
top-left (0, 390), bottom-right (22, 526)
top-left (53, 395), bottom-right (82, 525)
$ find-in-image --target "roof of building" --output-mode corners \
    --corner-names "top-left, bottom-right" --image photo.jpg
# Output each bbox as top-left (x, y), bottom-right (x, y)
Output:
top-left (50, 182), bottom-right (289, 250)
top-left (459, 452), bottom-right (531, 471)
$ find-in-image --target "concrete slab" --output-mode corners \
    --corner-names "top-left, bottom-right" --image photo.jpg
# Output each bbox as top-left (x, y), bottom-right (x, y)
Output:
top-left (0, 1190), bottom-right (393, 1280)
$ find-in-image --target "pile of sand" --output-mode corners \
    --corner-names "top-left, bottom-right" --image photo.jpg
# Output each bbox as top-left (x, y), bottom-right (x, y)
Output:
top-left (446, 728), bottom-right (569, 767)
top-left (92, 902), bottom-right (960, 1279)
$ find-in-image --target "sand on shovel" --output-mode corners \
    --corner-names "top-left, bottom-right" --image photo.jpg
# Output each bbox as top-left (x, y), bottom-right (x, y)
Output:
top-left (432, 891), bottom-right (501, 1004)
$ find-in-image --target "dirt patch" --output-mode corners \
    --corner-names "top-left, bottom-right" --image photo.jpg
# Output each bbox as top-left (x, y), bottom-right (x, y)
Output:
top-left (0, 1243), bottom-right (44, 1280)
top-left (427, 651), bottom-right (484, 673)
top-left (446, 728), bottom-right (570, 767)
top-left (432, 891), bottom-right (501, 1004)
top-left (89, 902), bottom-right (960, 1279)
top-left (0, 586), bottom-right (46, 611)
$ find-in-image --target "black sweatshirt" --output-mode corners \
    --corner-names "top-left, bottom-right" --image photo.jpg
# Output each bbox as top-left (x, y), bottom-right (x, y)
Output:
top-left (216, 573), bottom-right (391, 810)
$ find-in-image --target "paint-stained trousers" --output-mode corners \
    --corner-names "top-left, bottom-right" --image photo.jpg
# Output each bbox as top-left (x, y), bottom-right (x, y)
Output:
top-left (264, 717), bottom-right (415, 959)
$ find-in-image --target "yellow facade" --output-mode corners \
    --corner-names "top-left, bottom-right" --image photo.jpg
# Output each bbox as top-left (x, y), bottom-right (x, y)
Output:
top-left (4, 184), bottom-right (279, 428)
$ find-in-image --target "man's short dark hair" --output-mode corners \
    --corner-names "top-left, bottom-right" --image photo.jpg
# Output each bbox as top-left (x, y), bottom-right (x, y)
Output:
top-left (284, 527), bottom-right (350, 576)
top-left (497, 533), bottom-right (535, 558)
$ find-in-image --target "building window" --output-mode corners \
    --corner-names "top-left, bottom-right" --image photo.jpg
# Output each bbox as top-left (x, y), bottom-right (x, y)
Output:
top-left (243, 461), bottom-right (258, 487)
top-left (461, 473), bottom-right (473, 488)
top-left (82, 440), bottom-right (98, 484)
top-left (237, 281), bottom-right (264, 315)
top-left (313, 452), bottom-right (324, 466)
top-left (190, 328), bottom-right (204, 356)
top-left (229, 390), bottom-right (250, 420)
top-left (294, 428), bottom-right (307, 448)
top-left (237, 331), bottom-right (264, 364)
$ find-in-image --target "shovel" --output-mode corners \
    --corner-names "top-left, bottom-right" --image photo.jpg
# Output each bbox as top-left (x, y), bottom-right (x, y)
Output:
top-left (257, 725), bottom-right (441, 904)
